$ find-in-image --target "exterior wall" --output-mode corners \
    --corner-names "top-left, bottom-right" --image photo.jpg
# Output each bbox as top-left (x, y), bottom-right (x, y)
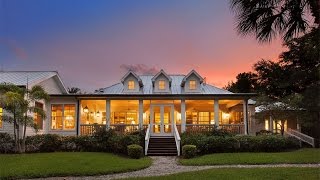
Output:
top-left (37, 76), bottom-right (64, 94)
top-left (122, 74), bottom-right (140, 93)
top-left (48, 97), bottom-right (78, 136)
top-left (153, 74), bottom-right (171, 93)
top-left (184, 74), bottom-right (201, 93)
top-left (0, 121), bottom-right (14, 136)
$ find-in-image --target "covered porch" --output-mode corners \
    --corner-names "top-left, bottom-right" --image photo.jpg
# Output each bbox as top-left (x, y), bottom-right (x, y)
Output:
top-left (78, 97), bottom-right (252, 136)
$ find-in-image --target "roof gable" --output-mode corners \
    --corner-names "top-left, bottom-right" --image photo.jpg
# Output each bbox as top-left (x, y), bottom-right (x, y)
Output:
top-left (151, 69), bottom-right (172, 87)
top-left (120, 71), bottom-right (143, 87)
top-left (181, 70), bottom-right (203, 87)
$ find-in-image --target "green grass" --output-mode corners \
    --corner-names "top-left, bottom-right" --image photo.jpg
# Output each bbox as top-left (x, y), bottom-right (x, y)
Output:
top-left (180, 148), bottom-right (320, 165)
top-left (127, 168), bottom-right (320, 180)
top-left (0, 152), bottom-right (152, 179)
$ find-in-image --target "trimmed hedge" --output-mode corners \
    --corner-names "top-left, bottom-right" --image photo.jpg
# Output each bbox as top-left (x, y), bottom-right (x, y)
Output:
top-left (182, 145), bottom-right (197, 159)
top-left (127, 144), bottom-right (143, 159)
top-left (181, 133), bottom-right (300, 155)
top-left (0, 133), bottom-right (14, 153)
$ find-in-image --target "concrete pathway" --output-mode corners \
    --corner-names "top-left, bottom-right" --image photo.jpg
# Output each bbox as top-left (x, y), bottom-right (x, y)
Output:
top-left (30, 156), bottom-right (320, 180)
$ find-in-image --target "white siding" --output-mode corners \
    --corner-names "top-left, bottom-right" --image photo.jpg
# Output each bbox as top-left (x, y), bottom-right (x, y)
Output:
top-left (122, 74), bottom-right (140, 93)
top-left (153, 74), bottom-right (171, 93)
top-left (184, 74), bottom-right (201, 93)
top-left (37, 76), bottom-right (64, 94)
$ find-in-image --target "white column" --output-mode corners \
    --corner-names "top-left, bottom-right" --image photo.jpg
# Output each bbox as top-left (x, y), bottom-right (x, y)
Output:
top-left (106, 99), bottom-right (111, 129)
top-left (269, 115), bottom-right (273, 133)
top-left (214, 99), bottom-right (219, 127)
top-left (243, 99), bottom-right (249, 135)
top-left (77, 99), bottom-right (81, 136)
top-left (139, 99), bottom-right (143, 129)
top-left (181, 99), bottom-right (186, 132)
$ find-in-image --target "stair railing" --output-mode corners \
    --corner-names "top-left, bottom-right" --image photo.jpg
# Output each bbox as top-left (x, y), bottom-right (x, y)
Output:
top-left (286, 128), bottom-right (316, 147)
top-left (173, 124), bottom-right (181, 156)
top-left (144, 124), bottom-right (151, 155)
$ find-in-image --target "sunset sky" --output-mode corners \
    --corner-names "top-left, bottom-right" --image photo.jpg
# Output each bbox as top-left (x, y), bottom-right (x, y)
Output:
top-left (0, 0), bottom-right (284, 92)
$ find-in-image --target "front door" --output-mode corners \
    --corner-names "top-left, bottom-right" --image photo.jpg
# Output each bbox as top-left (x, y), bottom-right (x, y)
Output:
top-left (151, 104), bottom-right (173, 136)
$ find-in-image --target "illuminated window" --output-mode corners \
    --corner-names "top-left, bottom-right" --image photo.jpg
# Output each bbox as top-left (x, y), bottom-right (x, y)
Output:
top-left (34, 102), bottom-right (43, 130)
top-left (128, 80), bottom-right (135, 90)
top-left (0, 107), bottom-right (2, 128)
top-left (198, 112), bottom-right (210, 124)
top-left (189, 80), bottom-right (196, 90)
top-left (51, 104), bottom-right (75, 130)
top-left (159, 80), bottom-right (165, 90)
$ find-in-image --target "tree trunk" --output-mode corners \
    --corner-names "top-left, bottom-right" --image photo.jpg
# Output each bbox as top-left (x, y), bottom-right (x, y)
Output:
top-left (21, 116), bottom-right (27, 153)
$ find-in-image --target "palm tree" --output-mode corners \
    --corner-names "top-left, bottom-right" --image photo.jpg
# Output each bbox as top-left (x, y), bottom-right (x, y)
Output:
top-left (230, 0), bottom-right (319, 42)
top-left (68, 87), bottom-right (81, 94)
top-left (0, 83), bottom-right (49, 153)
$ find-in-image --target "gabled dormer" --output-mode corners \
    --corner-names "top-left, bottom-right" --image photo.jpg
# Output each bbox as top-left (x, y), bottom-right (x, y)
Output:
top-left (181, 70), bottom-right (203, 93)
top-left (121, 71), bottom-right (143, 93)
top-left (152, 69), bottom-right (172, 93)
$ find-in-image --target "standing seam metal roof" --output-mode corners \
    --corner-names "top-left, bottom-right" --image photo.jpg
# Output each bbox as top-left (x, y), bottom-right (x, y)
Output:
top-left (97, 75), bottom-right (233, 95)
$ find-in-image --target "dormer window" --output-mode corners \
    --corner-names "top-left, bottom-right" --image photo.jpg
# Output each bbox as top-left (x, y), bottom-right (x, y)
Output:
top-left (189, 80), bottom-right (196, 90)
top-left (128, 80), bottom-right (135, 90)
top-left (159, 80), bottom-right (166, 90)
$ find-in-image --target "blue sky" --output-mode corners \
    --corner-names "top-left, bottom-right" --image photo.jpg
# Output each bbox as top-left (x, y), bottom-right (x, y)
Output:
top-left (0, 0), bottom-right (283, 92)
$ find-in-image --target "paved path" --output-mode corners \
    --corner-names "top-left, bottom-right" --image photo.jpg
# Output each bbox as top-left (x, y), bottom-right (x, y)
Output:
top-left (30, 156), bottom-right (320, 180)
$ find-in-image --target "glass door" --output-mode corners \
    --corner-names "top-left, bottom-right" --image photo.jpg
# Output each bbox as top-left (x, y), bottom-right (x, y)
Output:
top-left (151, 104), bottom-right (173, 135)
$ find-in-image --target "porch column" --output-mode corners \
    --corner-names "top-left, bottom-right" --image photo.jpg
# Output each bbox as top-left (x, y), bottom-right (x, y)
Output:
top-left (181, 99), bottom-right (186, 132)
top-left (106, 99), bottom-right (111, 129)
top-left (139, 99), bottom-right (143, 129)
top-left (214, 99), bottom-right (219, 127)
top-left (76, 99), bottom-right (80, 136)
top-left (243, 99), bottom-right (249, 135)
top-left (269, 115), bottom-right (273, 133)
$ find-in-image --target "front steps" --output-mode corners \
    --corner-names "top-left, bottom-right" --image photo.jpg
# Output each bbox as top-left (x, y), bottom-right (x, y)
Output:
top-left (147, 136), bottom-right (178, 156)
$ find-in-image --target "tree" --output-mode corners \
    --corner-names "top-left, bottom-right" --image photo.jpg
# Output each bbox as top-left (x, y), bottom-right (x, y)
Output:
top-left (230, 0), bottom-right (319, 42)
top-left (67, 87), bottom-right (81, 94)
top-left (0, 83), bottom-right (49, 153)
top-left (224, 72), bottom-right (258, 93)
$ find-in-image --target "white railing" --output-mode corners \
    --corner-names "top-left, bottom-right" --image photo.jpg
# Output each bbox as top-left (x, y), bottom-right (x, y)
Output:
top-left (173, 124), bottom-right (181, 156)
top-left (144, 124), bottom-right (151, 155)
top-left (286, 128), bottom-right (316, 147)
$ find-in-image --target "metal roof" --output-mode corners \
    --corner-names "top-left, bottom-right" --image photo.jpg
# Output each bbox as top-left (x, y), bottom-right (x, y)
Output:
top-left (97, 75), bottom-right (233, 95)
top-left (0, 71), bottom-right (68, 93)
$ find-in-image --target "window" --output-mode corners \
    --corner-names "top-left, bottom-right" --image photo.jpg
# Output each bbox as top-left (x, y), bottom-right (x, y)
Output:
top-left (159, 80), bottom-right (165, 90)
top-left (51, 104), bottom-right (75, 130)
top-left (189, 80), bottom-right (196, 90)
top-left (128, 80), bottom-right (135, 90)
top-left (198, 112), bottom-right (210, 124)
top-left (112, 112), bottom-right (137, 124)
top-left (0, 107), bottom-right (2, 128)
top-left (34, 102), bottom-right (43, 130)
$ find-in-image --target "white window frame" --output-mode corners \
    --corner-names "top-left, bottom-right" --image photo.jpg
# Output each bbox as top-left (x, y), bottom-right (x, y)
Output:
top-left (50, 104), bottom-right (76, 131)
top-left (189, 80), bottom-right (196, 90)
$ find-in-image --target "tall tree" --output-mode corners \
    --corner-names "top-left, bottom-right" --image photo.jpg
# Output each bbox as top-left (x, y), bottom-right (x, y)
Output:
top-left (224, 72), bottom-right (258, 93)
top-left (0, 83), bottom-right (49, 153)
top-left (67, 87), bottom-right (81, 94)
top-left (230, 0), bottom-right (319, 42)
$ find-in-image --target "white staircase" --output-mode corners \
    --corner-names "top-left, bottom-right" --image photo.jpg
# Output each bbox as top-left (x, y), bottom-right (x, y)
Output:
top-left (286, 128), bottom-right (317, 147)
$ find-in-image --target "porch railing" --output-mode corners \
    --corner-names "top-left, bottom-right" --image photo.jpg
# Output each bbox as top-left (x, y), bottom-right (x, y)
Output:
top-left (286, 128), bottom-right (316, 147)
top-left (173, 124), bottom-right (181, 156)
top-left (145, 124), bottom-right (151, 155)
top-left (185, 124), bottom-right (245, 134)
top-left (80, 124), bottom-right (105, 136)
top-left (110, 124), bottom-right (140, 134)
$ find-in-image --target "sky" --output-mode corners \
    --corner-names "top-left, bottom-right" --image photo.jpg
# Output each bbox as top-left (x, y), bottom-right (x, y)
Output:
top-left (0, 0), bottom-right (284, 92)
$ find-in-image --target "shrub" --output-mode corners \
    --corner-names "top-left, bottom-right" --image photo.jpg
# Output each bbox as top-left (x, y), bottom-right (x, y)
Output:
top-left (0, 133), bottom-right (14, 153)
top-left (182, 145), bottom-right (197, 159)
top-left (108, 134), bottom-right (141, 154)
top-left (127, 144), bottom-right (143, 159)
top-left (25, 134), bottom-right (61, 153)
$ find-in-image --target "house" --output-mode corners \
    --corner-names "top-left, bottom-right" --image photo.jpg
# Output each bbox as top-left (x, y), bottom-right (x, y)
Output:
top-left (0, 71), bottom-right (68, 136)
top-left (1, 69), bottom-right (260, 138)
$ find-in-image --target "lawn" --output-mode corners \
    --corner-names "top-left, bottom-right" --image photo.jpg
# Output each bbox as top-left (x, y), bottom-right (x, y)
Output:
top-left (180, 148), bottom-right (320, 165)
top-left (0, 152), bottom-right (152, 179)
top-left (127, 167), bottom-right (320, 180)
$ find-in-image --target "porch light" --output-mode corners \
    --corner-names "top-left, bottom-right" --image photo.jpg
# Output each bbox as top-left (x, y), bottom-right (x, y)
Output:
top-left (177, 113), bottom-right (181, 120)
top-left (210, 120), bottom-right (215, 124)
top-left (131, 120), bottom-right (135, 124)
top-left (222, 112), bottom-right (230, 120)
top-left (83, 106), bottom-right (89, 113)
top-left (96, 111), bottom-right (100, 117)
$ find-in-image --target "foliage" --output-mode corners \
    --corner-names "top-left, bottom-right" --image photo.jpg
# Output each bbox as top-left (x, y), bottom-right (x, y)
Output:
top-left (0, 83), bottom-right (49, 153)
top-left (224, 72), bottom-right (258, 93)
top-left (0, 133), bottom-right (15, 153)
top-left (127, 144), bottom-right (143, 159)
top-left (25, 134), bottom-right (62, 153)
top-left (179, 148), bottom-right (320, 166)
top-left (230, 0), bottom-right (319, 42)
top-left (181, 133), bottom-right (299, 154)
top-left (109, 134), bottom-right (141, 154)
top-left (0, 152), bottom-right (152, 179)
top-left (182, 145), bottom-right (197, 159)
top-left (67, 87), bottom-right (81, 94)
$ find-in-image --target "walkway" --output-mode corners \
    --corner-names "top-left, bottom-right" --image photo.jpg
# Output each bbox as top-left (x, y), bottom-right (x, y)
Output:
top-left (31, 156), bottom-right (320, 180)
